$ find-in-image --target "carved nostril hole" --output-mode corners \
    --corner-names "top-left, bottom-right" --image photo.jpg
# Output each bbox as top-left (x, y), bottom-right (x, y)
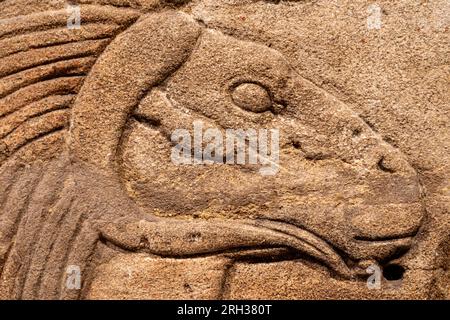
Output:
top-left (383, 264), bottom-right (405, 281)
top-left (377, 156), bottom-right (395, 173)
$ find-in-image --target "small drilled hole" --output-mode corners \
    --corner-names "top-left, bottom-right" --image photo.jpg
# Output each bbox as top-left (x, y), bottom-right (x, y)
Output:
top-left (383, 264), bottom-right (405, 281)
top-left (183, 283), bottom-right (193, 293)
top-left (292, 141), bottom-right (302, 150)
top-left (352, 128), bottom-right (362, 137)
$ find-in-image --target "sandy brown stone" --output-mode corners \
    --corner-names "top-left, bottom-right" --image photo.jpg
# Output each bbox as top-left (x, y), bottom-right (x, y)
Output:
top-left (87, 254), bottom-right (232, 299)
top-left (0, 0), bottom-right (448, 300)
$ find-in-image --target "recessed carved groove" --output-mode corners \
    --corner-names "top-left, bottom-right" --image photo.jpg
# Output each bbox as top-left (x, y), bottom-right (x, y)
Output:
top-left (0, 76), bottom-right (83, 118)
top-left (3, 120), bottom-right (67, 156)
top-left (354, 230), bottom-right (418, 242)
top-left (132, 114), bottom-right (162, 129)
top-left (0, 6), bottom-right (140, 40)
top-left (0, 57), bottom-right (94, 99)
top-left (0, 24), bottom-right (123, 58)
top-left (0, 39), bottom-right (109, 78)
top-left (377, 156), bottom-right (395, 173)
top-left (1, 104), bottom-right (71, 140)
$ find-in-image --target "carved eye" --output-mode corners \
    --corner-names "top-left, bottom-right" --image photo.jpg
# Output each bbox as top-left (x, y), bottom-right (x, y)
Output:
top-left (231, 82), bottom-right (272, 113)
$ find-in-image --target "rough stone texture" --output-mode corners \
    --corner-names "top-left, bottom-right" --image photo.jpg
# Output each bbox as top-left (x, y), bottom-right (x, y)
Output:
top-left (0, 0), bottom-right (448, 299)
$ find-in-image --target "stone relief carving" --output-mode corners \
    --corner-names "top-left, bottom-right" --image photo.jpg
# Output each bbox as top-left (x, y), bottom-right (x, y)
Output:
top-left (0, 0), bottom-right (448, 299)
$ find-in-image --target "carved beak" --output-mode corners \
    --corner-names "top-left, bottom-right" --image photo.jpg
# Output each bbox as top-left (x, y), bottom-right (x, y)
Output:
top-left (99, 218), bottom-right (353, 278)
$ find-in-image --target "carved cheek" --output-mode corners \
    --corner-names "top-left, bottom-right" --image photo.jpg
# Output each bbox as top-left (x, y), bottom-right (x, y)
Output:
top-left (119, 121), bottom-right (172, 175)
top-left (118, 121), bottom-right (196, 214)
top-left (118, 121), bottom-right (270, 215)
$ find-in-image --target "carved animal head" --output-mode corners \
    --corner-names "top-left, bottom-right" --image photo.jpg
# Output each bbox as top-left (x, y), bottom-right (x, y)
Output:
top-left (0, 4), bottom-right (426, 299)
top-left (69, 11), bottom-right (424, 275)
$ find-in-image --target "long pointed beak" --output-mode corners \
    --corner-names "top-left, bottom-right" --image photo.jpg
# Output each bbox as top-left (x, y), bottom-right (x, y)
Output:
top-left (99, 218), bottom-right (353, 278)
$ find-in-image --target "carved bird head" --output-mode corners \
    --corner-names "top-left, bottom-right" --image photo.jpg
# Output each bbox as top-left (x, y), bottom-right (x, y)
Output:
top-left (67, 11), bottom-right (424, 277)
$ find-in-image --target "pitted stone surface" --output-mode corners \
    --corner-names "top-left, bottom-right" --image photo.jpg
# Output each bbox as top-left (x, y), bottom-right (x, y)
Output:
top-left (0, 0), bottom-right (448, 299)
